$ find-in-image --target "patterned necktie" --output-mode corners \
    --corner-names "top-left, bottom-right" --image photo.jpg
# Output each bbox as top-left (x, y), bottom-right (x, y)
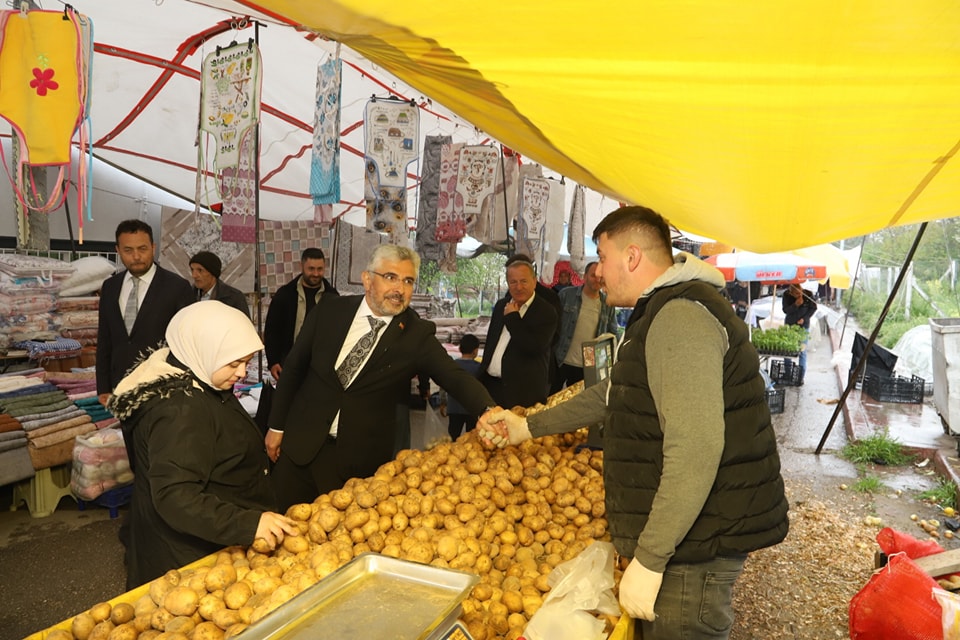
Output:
top-left (123, 277), bottom-right (140, 335)
top-left (337, 316), bottom-right (386, 387)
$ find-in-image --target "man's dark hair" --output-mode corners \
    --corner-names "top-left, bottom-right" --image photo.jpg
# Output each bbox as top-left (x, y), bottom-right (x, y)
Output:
top-left (301, 248), bottom-right (325, 262)
top-left (591, 206), bottom-right (672, 252)
top-left (115, 219), bottom-right (153, 243)
top-left (459, 334), bottom-right (480, 354)
top-left (584, 261), bottom-right (598, 275)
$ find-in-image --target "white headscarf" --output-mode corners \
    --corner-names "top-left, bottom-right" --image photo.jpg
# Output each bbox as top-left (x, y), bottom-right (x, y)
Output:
top-left (165, 301), bottom-right (263, 387)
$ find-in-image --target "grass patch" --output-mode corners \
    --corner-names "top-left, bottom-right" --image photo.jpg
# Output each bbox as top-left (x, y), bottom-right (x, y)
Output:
top-left (919, 479), bottom-right (958, 510)
top-left (851, 474), bottom-right (886, 494)
top-left (842, 434), bottom-right (914, 466)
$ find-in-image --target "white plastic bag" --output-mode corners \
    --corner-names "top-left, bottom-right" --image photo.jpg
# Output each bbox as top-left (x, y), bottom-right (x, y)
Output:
top-left (422, 403), bottom-right (451, 450)
top-left (933, 587), bottom-right (960, 639)
top-left (522, 541), bottom-right (621, 640)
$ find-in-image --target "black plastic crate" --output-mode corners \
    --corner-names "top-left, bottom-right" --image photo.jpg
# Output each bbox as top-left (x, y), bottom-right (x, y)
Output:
top-left (769, 359), bottom-right (802, 386)
top-left (863, 373), bottom-right (925, 405)
top-left (767, 387), bottom-right (786, 414)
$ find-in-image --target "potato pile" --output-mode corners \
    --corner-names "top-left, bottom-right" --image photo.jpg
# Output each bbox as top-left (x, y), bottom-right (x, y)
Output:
top-left (53, 408), bottom-right (611, 640)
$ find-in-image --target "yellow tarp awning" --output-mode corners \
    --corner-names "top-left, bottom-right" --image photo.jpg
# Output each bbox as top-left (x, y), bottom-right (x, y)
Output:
top-left (200, 0), bottom-right (960, 251)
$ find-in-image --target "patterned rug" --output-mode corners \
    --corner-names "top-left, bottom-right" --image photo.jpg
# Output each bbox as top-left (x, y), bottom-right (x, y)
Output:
top-left (415, 135), bottom-right (451, 263)
top-left (259, 219), bottom-right (331, 296)
top-left (158, 207), bottom-right (255, 293)
top-left (363, 97), bottom-right (419, 242)
top-left (332, 220), bottom-right (387, 294)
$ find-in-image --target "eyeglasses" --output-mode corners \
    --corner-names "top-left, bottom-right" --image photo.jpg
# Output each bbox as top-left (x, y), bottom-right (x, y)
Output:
top-left (371, 271), bottom-right (417, 288)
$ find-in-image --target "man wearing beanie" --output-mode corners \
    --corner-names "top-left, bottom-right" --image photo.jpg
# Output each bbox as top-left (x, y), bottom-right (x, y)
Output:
top-left (189, 251), bottom-right (250, 318)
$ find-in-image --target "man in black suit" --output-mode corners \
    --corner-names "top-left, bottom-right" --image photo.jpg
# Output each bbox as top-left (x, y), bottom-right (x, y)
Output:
top-left (97, 219), bottom-right (194, 407)
top-left (480, 257), bottom-right (559, 409)
top-left (265, 245), bottom-right (496, 509)
top-left (189, 251), bottom-right (250, 318)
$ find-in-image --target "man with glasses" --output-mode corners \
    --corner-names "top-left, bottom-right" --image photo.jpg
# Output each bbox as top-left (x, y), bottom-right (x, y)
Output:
top-left (265, 245), bottom-right (496, 509)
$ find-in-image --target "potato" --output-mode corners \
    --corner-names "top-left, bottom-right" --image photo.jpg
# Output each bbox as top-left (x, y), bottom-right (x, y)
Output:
top-left (286, 502), bottom-right (312, 521)
top-left (139, 631), bottom-right (162, 640)
top-left (204, 564), bottom-right (238, 592)
top-left (344, 510), bottom-right (370, 531)
top-left (46, 630), bottom-right (73, 640)
top-left (88, 620), bottom-right (115, 640)
top-left (329, 489), bottom-right (353, 509)
top-left (223, 581), bottom-right (254, 610)
top-left (88, 601), bottom-right (113, 623)
top-left (134, 594), bottom-right (157, 618)
top-left (251, 537), bottom-right (273, 553)
top-left (149, 577), bottom-right (176, 607)
top-left (211, 607), bottom-right (242, 630)
top-left (150, 606), bottom-right (175, 631)
top-left (133, 613), bottom-right (154, 632)
top-left (165, 615), bottom-right (196, 635)
top-left (72, 612), bottom-right (97, 640)
top-left (164, 586), bottom-right (200, 617)
top-left (282, 534), bottom-right (309, 554)
top-left (198, 593), bottom-right (226, 621)
top-left (110, 602), bottom-right (135, 625)
top-left (191, 620), bottom-right (225, 640)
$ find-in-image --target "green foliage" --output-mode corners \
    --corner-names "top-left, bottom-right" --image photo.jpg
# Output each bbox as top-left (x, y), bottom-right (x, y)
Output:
top-left (418, 253), bottom-right (507, 318)
top-left (751, 325), bottom-right (808, 354)
top-left (841, 433), bottom-right (914, 466)
top-left (918, 479), bottom-right (958, 510)
top-left (851, 474), bottom-right (885, 494)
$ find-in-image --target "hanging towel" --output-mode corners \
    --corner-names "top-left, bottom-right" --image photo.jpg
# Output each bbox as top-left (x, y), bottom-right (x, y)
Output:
top-left (310, 57), bottom-right (342, 206)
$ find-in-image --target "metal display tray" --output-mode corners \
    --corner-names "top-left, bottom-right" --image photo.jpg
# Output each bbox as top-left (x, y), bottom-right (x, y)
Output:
top-left (242, 552), bottom-right (479, 640)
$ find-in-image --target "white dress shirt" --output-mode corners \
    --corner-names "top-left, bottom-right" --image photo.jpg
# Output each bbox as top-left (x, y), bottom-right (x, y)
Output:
top-left (118, 262), bottom-right (156, 314)
top-left (486, 291), bottom-right (535, 378)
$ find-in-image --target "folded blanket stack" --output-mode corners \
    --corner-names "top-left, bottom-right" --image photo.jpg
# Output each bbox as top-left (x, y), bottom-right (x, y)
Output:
top-left (13, 337), bottom-right (84, 362)
top-left (0, 380), bottom-right (93, 469)
top-left (0, 255), bottom-right (74, 349)
top-left (0, 410), bottom-right (32, 485)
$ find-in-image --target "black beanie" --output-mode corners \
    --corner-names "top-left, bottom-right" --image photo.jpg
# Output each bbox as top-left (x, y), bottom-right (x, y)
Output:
top-left (189, 251), bottom-right (222, 279)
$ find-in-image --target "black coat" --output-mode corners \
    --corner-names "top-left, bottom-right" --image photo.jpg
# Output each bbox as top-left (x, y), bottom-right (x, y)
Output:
top-left (480, 293), bottom-right (558, 408)
top-left (263, 275), bottom-right (339, 370)
top-left (96, 265), bottom-right (194, 395)
top-left (117, 368), bottom-right (276, 589)
top-left (194, 280), bottom-right (250, 318)
top-left (268, 295), bottom-right (495, 480)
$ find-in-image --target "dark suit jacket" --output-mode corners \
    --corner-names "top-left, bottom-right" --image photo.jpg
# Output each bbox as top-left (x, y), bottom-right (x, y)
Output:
top-left (268, 295), bottom-right (495, 479)
top-left (194, 281), bottom-right (250, 318)
top-left (97, 265), bottom-right (194, 395)
top-left (481, 293), bottom-right (558, 408)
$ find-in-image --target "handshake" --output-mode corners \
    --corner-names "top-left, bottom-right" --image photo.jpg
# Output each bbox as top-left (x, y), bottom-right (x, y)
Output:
top-left (475, 407), bottom-right (533, 448)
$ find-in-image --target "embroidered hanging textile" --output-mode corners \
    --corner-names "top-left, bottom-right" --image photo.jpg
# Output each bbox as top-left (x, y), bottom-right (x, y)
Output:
top-left (568, 184), bottom-right (587, 274)
top-left (310, 58), bottom-right (342, 213)
top-left (540, 178), bottom-right (567, 280)
top-left (455, 144), bottom-right (500, 240)
top-left (363, 97), bottom-right (419, 243)
top-left (198, 40), bottom-right (262, 235)
top-left (434, 142), bottom-right (464, 242)
top-left (415, 135), bottom-right (451, 263)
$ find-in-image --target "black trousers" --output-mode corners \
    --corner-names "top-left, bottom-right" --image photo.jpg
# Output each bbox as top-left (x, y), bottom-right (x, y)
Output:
top-left (271, 436), bottom-right (343, 511)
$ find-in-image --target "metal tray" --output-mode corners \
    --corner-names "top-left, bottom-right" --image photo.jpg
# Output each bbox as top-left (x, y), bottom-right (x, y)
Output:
top-left (241, 552), bottom-right (479, 640)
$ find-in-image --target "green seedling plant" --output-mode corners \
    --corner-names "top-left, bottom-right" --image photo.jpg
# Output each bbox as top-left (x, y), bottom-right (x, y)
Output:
top-left (851, 474), bottom-right (885, 494)
top-left (842, 434), bottom-right (914, 466)
top-left (751, 325), bottom-right (808, 354)
top-left (919, 479), bottom-right (958, 510)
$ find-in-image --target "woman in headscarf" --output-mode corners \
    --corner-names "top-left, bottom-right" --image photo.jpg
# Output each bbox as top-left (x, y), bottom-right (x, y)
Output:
top-left (109, 301), bottom-right (300, 588)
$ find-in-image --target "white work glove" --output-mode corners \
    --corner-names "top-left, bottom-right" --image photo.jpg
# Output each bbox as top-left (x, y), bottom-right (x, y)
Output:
top-left (477, 408), bottom-right (532, 448)
top-left (619, 558), bottom-right (663, 621)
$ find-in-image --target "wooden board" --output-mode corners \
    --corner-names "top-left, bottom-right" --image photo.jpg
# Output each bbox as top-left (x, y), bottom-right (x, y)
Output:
top-left (914, 548), bottom-right (960, 577)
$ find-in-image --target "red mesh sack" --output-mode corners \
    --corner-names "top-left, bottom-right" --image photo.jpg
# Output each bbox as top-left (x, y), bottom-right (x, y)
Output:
top-left (849, 553), bottom-right (942, 639)
top-left (877, 527), bottom-right (944, 559)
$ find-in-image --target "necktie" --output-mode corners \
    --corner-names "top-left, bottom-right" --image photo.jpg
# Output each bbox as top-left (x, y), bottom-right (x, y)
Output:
top-left (337, 316), bottom-right (386, 387)
top-left (123, 277), bottom-right (140, 335)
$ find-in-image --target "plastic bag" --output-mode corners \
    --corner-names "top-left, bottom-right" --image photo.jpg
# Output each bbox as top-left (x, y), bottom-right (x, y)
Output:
top-left (522, 541), bottom-right (621, 640)
top-left (70, 427), bottom-right (133, 500)
top-left (421, 403), bottom-right (451, 450)
top-left (934, 588), bottom-right (960, 639)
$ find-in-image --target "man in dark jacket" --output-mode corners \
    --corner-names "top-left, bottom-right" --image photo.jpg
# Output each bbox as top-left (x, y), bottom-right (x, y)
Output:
top-left (481, 206), bottom-right (788, 639)
top-left (189, 251), bottom-right (250, 318)
top-left (96, 219), bottom-right (194, 407)
top-left (263, 247), bottom-right (339, 381)
top-left (783, 283), bottom-right (818, 383)
top-left (265, 245), bottom-right (495, 509)
top-left (480, 257), bottom-right (558, 409)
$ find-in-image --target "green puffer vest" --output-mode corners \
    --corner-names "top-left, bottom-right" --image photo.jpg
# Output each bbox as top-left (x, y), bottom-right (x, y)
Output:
top-left (605, 280), bottom-right (789, 562)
